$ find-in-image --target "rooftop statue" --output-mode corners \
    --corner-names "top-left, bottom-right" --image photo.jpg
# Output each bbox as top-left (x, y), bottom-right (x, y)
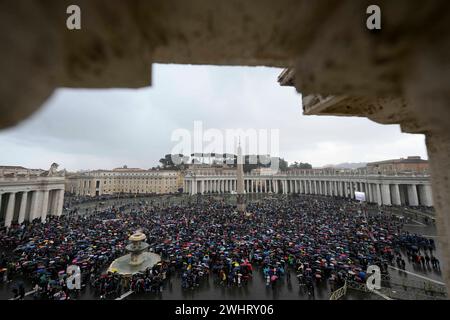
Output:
top-left (41, 163), bottom-right (65, 177)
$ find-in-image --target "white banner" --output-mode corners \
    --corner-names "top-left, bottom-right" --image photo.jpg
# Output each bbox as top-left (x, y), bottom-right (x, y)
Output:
top-left (355, 191), bottom-right (366, 202)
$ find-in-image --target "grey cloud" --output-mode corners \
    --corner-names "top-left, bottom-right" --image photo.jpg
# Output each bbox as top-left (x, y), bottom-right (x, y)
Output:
top-left (0, 64), bottom-right (427, 171)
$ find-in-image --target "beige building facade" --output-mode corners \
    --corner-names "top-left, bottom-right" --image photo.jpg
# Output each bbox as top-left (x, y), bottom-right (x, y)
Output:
top-left (66, 166), bottom-right (182, 196)
top-left (367, 156), bottom-right (429, 173)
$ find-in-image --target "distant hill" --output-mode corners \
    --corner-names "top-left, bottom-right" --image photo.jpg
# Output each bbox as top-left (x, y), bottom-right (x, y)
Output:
top-left (320, 162), bottom-right (367, 170)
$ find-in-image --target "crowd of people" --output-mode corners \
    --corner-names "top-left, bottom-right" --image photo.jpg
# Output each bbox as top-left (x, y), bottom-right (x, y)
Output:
top-left (0, 194), bottom-right (440, 300)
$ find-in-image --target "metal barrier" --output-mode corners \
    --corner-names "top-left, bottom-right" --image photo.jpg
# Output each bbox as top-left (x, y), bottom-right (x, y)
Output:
top-left (330, 281), bottom-right (347, 300)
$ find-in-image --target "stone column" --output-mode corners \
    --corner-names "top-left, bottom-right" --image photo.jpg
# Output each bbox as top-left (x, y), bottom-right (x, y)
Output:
top-left (381, 184), bottom-right (391, 206)
top-left (375, 184), bottom-right (382, 206)
top-left (4, 192), bottom-right (16, 227)
top-left (367, 183), bottom-right (372, 202)
top-left (40, 190), bottom-right (50, 222)
top-left (391, 184), bottom-right (401, 205)
top-left (29, 190), bottom-right (39, 221)
top-left (18, 191), bottom-right (28, 224)
top-left (56, 189), bottom-right (64, 216)
top-left (419, 184), bottom-right (433, 207)
top-left (407, 184), bottom-right (419, 206)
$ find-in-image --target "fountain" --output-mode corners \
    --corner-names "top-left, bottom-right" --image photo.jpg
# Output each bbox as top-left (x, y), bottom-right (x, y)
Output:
top-left (108, 231), bottom-right (160, 277)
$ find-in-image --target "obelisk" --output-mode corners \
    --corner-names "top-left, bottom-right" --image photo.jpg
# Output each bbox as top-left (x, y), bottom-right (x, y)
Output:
top-left (236, 140), bottom-right (246, 213)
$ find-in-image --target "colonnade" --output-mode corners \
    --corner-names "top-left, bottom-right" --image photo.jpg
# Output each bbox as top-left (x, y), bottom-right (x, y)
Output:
top-left (0, 189), bottom-right (65, 227)
top-left (1, 172), bottom-right (66, 227)
top-left (183, 173), bottom-right (433, 207)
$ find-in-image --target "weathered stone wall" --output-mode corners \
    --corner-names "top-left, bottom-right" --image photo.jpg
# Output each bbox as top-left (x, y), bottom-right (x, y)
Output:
top-left (2, 0), bottom-right (449, 129)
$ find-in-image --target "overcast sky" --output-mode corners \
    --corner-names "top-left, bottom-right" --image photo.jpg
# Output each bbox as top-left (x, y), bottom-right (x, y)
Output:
top-left (0, 64), bottom-right (427, 171)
